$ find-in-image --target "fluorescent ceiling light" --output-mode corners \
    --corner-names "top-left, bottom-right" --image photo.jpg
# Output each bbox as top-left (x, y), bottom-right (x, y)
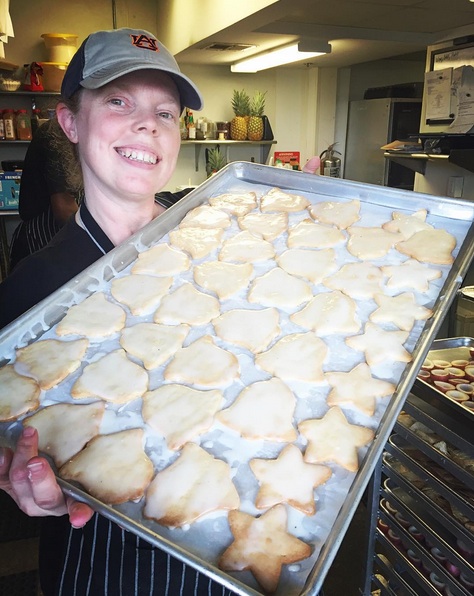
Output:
top-left (231, 41), bottom-right (331, 73)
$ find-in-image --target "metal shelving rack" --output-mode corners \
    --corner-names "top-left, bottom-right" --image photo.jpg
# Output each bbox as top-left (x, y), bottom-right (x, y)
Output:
top-left (362, 366), bottom-right (474, 596)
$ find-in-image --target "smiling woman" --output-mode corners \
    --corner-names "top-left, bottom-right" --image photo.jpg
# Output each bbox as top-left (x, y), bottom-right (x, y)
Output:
top-left (0, 27), bottom-right (241, 596)
top-left (56, 70), bottom-right (183, 245)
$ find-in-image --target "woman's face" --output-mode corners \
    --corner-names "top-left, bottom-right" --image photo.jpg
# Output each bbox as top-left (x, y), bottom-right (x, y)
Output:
top-left (67, 70), bottom-right (182, 203)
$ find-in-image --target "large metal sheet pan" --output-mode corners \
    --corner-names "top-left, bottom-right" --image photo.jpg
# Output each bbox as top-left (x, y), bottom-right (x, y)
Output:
top-left (1, 161), bottom-right (474, 596)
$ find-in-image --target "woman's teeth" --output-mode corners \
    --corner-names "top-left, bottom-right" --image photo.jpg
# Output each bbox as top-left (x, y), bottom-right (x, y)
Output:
top-left (117, 148), bottom-right (157, 164)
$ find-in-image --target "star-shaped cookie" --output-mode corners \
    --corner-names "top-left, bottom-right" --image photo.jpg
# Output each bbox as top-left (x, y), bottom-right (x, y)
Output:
top-left (298, 407), bottom-right (375, 472)
top-left (218, 504), bottom-right (311, 593)
top-left (381, 259), bottom-right (442, 293)
top-left (325, 363), bottom-right (395, 416)
top-left (345, 322), bottom-right (411, 366)
top-left (369, 292), bottom-right (432, 332)
top-left (382, 209), bottom-right (433, 239)
top-left (250, 444), bottom-right (332, 514)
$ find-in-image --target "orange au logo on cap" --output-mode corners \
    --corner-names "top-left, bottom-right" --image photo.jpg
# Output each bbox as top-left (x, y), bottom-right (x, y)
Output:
top-left (130, 34), bottom-right (160, 52)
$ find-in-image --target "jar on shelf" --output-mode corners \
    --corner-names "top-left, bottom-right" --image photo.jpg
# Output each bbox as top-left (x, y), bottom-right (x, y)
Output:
top-left (16, 109), bottom-right (33, 141)
top-left (3, 109), bottom-right (16, 140)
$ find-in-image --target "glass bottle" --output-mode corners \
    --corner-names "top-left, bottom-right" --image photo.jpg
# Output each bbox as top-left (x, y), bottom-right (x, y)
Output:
top-left (3, 109), bottom-right (16, 140)
top-left (16, 109), bottom-right (33, 141)
top-left (187, 110), bottom-right (196, 139)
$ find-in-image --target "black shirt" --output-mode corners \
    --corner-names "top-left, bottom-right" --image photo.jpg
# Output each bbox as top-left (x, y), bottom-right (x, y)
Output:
top-left (0, 198), bottom-right (234, 596)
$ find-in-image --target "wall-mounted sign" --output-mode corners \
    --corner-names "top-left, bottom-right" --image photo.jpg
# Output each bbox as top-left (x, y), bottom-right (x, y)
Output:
top-left (431, 44), bottom-right (474, 72)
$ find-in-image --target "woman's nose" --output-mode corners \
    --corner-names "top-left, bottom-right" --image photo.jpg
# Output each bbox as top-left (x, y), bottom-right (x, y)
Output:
top-left (134, 111), bottom-right (158, 134)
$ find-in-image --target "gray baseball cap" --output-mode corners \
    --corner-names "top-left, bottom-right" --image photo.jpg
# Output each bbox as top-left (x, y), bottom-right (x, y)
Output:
top-left (61, 28), bottom-right (203, 110)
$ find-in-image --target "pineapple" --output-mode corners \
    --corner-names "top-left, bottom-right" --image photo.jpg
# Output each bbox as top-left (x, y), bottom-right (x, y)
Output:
top-left (230, 89), bottom-right (250, 140)
top-left (207, 147), bottom-right (227, 176)
top-left (247, 91), bottom-right (266, 141)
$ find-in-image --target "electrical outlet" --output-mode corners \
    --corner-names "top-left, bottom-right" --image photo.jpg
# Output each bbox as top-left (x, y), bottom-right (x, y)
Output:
top-left (447, 176), bottom-right (464, 198)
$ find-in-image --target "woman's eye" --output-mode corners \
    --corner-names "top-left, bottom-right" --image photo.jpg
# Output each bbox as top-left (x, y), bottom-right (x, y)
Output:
top-left (158, 111), bottom-right (174, 120)
top-left (109, 98), bottom-right (125, 106)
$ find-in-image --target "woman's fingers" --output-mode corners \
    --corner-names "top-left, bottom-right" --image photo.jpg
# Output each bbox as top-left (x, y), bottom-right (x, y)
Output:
top-left (5, 427), bottom-right (67, 516)
top-left (8, 427), bottom-right (38, 505)
top-left (26, 457), bottom-right (68, 516)
top-left (2, 428), bottom-right (94, 526)
top-left (302, 156), bottom-right (321, 174)
top-left (66, 497), bottom-right (95, 528)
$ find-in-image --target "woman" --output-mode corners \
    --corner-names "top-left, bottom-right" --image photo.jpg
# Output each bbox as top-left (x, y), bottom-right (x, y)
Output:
top-left (0, 27), bottom-right (321, 595)
top-left (0, 27), bottom-right (235, 596)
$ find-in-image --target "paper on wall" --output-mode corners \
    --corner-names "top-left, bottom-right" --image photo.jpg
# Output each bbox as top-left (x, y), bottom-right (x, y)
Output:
top-left (424, 68), bottom-right (453, 121)
top-left (448, 65), bottom-right (474, 133)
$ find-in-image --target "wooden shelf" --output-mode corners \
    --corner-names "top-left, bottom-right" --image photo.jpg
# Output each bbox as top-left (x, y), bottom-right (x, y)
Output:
top-left (0, 91), bottom-right (60, 96)
top-left (0, 140), bottom-right (30, 145)
top-left (181, 140), bottom-right (277, 171)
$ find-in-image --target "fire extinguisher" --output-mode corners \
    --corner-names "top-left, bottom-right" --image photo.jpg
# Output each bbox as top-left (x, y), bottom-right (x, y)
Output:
top-left (319, 143), bottom-right (342, 178)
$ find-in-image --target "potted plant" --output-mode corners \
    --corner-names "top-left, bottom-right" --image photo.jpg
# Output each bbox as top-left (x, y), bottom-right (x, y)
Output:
top-left (206, 147), bottom-right (227, 177)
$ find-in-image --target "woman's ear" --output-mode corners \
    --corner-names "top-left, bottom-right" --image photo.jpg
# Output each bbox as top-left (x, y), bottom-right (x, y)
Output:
top-left (56, 103), bottom-right (78, 143)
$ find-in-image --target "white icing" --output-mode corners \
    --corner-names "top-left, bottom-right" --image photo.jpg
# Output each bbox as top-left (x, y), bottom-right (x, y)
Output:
top-left (1, 178), bottom-right (471, 596)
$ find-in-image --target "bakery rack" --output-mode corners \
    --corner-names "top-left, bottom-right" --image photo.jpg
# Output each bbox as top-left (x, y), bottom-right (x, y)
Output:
top-left (361, 339), bottom-right (474, 596)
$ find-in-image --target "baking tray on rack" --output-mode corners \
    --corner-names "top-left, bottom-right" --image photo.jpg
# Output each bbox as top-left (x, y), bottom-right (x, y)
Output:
top-left (1, 162), bottom-right (474, 596)
top-left (381, 454), bottom-right (474, 580)
top-left (384, 441), bottom-right (474, 540)
top-left (379, 477), bottom-right (474, 582)
top-left (394, 416), bottom-right (474, 488)
top-left (415, 337), bottom-right (474, 420)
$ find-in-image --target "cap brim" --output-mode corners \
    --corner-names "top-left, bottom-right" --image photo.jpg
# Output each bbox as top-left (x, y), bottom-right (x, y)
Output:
top-left (80, 62), bottom-right (203, 110)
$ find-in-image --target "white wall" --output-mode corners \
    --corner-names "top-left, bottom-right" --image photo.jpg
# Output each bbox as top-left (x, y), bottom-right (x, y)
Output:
top-left (156, 0), bottom-right (277, 55)
top-left (348, 57), bottom-right (426, 101)
top-left (169, 64), bottom-right (335, 190)
top-left (4, 0), bottom-right (158, 65)
top-left (2, 0), bottom-right (441, 195)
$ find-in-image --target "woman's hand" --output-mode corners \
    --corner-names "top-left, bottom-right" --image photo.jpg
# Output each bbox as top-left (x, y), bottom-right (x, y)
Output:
top-left (302, 156), bottom-right (320, 174)
top-left (0, 426), bottom-right (94, 528)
